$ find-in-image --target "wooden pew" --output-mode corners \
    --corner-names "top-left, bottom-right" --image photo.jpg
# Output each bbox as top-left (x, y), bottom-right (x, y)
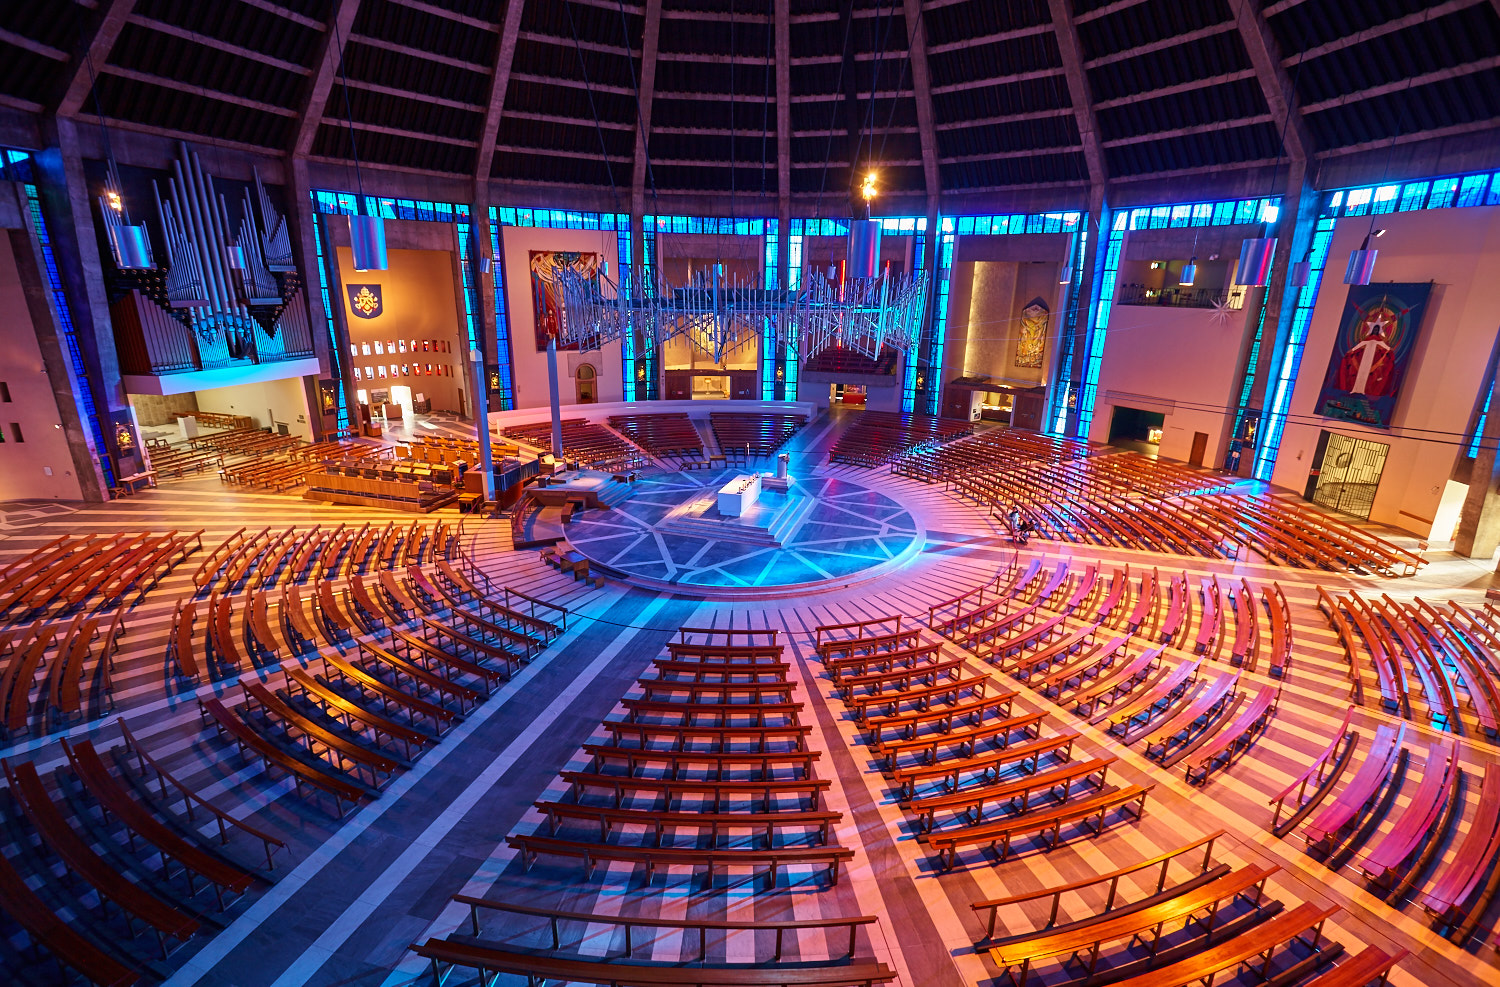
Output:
top-left (970, 830), bottom-right (1226, 940)
top-left (63, 738), bottom-right (258, 911)
top-left (3, 758), bottom-right (201, 957)
top-left (1303, 722), bottom-right (1406, 848)
top-left (1101, 902), bottom-right (1339, 987)
top-left (909, 756), bottom-right (1115, 833)
top-left (1183, 686), bottom-right (1278, 784)
top-left (1354, 738), bottom-right (1458, 889)
top-left (199, 697), bottom-right (368, 818)
top-left (0, 843), bottom-right (139, 986)
top-left (927, 784), bottom-right (1151, 869)
top-left (507, 833), bottom-right (855, 886)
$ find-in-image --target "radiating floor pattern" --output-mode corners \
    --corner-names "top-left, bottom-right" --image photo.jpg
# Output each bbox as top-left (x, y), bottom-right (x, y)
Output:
top-left (0, 409), bottom-right (1496, 986)
top-left (565, 470), bottom-right (921, 591)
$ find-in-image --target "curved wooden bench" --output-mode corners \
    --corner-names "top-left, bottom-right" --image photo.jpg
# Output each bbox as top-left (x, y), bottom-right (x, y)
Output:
top-left (986, 864), bottom-right (1279, 986)
top-left (582, 743), bottom-right (819, 781)
top-left (1303, 722), bottom-right (1406, 848)
top-left (1098, 660), bottom-right (1200, 733)
top-left (318, 653), bottom-right (458, 735)
top-left (560, 770), bottom-right (829, 812)
top-left (199, 697), bottom-right (367, 818)
top-left (63, 739), bottom-right (258, 911)
top-left (1419, 763), bottom-right (1500, 937)
top-left (1069, 647), bottom-right (1162, 715)
top-left (1184, 685), bottom-right (1278, 785)
top-left (412, 938), bottom-right (893, 986)
top-left (892, 729), bottom-right (1074, 798)
top-left (928, 784), bottom-right (1151, 869)
top-left (970, 830), bottom-right (1226, 940)
top-left (1136, 669), bottom-right (1236, 756)
top-left (911, 756), bottom-right (1114, 833)
top-left (878, 710), bottom-right (1046, 770)
top-left (1354, 738), bottom-right (1457, 886)
top-left (850, 675), bottom-right (989, 723)
top-left (3, 758), bottom-right (200, 956)
top-left (533, 800), bottom-right (842, 846)
top-left (0, 842), bottom-right (139, 986)
top-left (242, 682), bottom-right (402, 785)
top-left (1297, 944), bottom-right (1405, 987)
top-left (508, 833), bottom-right (854, 886)
top-left (1102, 901), bottom-right (1338, 987)
top-left (283, 668), bottom-right (433, 759)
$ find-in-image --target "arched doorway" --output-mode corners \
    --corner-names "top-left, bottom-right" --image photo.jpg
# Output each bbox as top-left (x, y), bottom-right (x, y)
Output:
top-left (576, 364), bottom-right (597, 404)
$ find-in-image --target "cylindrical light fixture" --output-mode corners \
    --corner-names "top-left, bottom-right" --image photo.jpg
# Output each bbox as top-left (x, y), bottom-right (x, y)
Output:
top-left (225, 242), bottom-right (246, 270)
top-left (349, 214), bottom-right (388, 272)
top-left (1179, 258), bottom-right (1197, 287)
top-left (1235, 237), bottom-right (1276, 286)
top-left (1288, 259), bottom-right (1311, 287)
top-left (1344, 236), bottom-right (1378, 285)
top-left (846, 219), bottom-right (881, 280)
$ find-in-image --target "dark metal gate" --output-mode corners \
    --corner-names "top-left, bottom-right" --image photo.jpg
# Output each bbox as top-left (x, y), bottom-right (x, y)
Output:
top-left (1310, 431), bottom-right (1389, 520)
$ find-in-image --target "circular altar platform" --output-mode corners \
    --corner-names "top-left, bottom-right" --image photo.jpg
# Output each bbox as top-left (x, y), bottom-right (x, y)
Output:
top-left (563, 468), bottom-right (924, 599)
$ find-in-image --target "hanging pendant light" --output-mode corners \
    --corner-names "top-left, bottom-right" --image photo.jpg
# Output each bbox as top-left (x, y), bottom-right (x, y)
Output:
top-left (1344, 232), bottom-right (1380, 285)
top-left (1179, 229), bottom-right (1199, 287)
top-left (85, 52), bottom-right (154, 272)
top-left (335, 18), bottom-right (386, 272)
top-left (225, 242), bottom-right (246, 270)
top-left (1235, 236), bottom-right (1276, 287)
top-left (1288, 256), bottom-right (1311, 287)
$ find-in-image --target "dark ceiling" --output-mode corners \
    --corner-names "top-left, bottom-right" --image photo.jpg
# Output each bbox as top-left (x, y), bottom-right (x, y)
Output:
top-left (2, 0), bottom-right (1498, 204)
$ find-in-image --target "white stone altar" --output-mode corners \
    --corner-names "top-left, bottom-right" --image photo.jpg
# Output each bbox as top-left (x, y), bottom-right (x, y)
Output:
top-left (717, 472), bottom-right (762, 517)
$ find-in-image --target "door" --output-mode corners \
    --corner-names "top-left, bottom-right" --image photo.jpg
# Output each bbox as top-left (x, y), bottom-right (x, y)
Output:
top-left (575, 364), bottom-right (597, 403)
top-left (1188, 432), bottom-right (1208, 467)
top-left (1309, 431), bottom-right (1389, 519)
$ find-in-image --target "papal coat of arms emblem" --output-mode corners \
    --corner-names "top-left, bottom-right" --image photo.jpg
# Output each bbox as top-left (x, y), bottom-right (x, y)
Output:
top-left (347, 284), bottom-right (383, 319)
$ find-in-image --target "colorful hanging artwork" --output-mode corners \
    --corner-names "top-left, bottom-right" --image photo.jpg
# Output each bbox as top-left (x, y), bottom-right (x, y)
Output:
top-left (530, 251), bottom-right (599, 351)
top-left (1017, 298), bottom-right (1048, 369)
top-left (1314, 282), bottom-right (1433, 429)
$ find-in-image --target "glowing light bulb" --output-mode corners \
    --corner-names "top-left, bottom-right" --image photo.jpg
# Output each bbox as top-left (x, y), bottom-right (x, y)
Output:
top-left (860, 172), bottom-right (877, 202)
top-left (106, 190), bottom-right (122, 212)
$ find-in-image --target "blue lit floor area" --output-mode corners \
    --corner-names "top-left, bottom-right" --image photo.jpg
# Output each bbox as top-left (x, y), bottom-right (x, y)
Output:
top-left (564, 468), bottom-right (923, 597)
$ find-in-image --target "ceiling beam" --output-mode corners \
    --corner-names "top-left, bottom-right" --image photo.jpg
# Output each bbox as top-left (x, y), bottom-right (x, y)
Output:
top-left (1315, 116), bottom-right (1500, 158)
top-left (925, 22), bottom-right (1051, 55)
top-left (54, 0), bottom-right (136, 118)
top-left (776, 0), bottom-right (790, 226)
top-left (930, 66), bottom-right (1064, 95)
top-left (237, 0), bottom-right (326, 31)
top-left (0, 27), bottom-right (67, 61)
top-left (101, 65), bottom-right (299, 116)
top-left (632, 0), bottom-right (665, 215)
top-left (939, 144), bottom-right (1082, 164)
top-left (1047, 0), bottom-right (1108, 189)
top-left (1084, 23), bottom-right (1238, 68)
top-left (519, 30), bottom-right (640, 58)
top-left (346, 32), bottom-right (487, 73)
top-left (935, 108), bottom-right (1070, 130)
top-left (1300, 54), bottom-right (1500, 113)
top-left (293, 0), bottom-right (362, 158)
top-left (1073, 0), bottom-right (1150, 24)
top-left (1229, 0), bottom-right (1310, 165)
top-left (386, 0), bottom-right (497, 31)
top-left (473, 0), bottom-right (527, 187)
top-left (1098, 114), bottom-right (1274, 147)
top-left (1091, 68), bottom-right (1257, 109)
top-left (1289, 0), bottom-right (1481, 63)
top-left (901, 0), bottom-right (940, 209)
top-left (511, 72), bottom-right (637, 97)
top-left (127, 15), bottom-right (312, 75)
top-left (343, 76), bottom-right (478, 112)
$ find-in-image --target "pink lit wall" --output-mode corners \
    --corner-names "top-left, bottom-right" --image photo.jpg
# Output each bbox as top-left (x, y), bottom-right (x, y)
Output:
top-left (0, 234), bottom-right (86, 501)
top-left (1270, 205), bottom-right (1500, 535)
top-left (1087, 298), bottom-right (1245, 464)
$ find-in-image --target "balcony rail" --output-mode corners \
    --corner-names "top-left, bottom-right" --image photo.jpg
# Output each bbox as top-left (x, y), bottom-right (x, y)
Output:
top-left (1116, 284), bottom-right (1246, 310)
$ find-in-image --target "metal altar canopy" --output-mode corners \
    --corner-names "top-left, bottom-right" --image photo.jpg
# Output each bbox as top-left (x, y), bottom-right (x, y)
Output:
top-left (551, 265), bottom-right (930, 365)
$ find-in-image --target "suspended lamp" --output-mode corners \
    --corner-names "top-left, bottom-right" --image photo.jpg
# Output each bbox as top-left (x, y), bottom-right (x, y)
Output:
top-left (87, 52), bottom-right (153, 271)
top-left (846, 171), bottom-right (880, 280)
top-left (335, 19), bottom-right (386, 271)
top-left (1234, 236), bottom-right (1276, 287)
top-left (1288, 255), bottom-right (1311, 287)
top-left (1343, 230), bottom-right (1383, 285)
top-left (1179, 230), bottom-right (1199, 287)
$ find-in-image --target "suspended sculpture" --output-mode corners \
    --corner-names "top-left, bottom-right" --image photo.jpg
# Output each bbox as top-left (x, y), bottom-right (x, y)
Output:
top-left (554, 264), bottom-right (929, 366)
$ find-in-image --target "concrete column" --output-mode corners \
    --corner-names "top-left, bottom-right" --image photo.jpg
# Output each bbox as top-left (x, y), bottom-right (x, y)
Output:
top-left (1455, 335), bottom-right (1500, 559)
top-left (1063, 187), bottom-right (1108, 437)
top-left (546, 336), bottom-right (564, 457)
top-left (286, 157), bottom-right (350, 439)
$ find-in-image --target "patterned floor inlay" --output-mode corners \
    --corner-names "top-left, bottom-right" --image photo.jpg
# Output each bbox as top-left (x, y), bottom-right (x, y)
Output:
top-left (565, 468), bottom-right (923, 593)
